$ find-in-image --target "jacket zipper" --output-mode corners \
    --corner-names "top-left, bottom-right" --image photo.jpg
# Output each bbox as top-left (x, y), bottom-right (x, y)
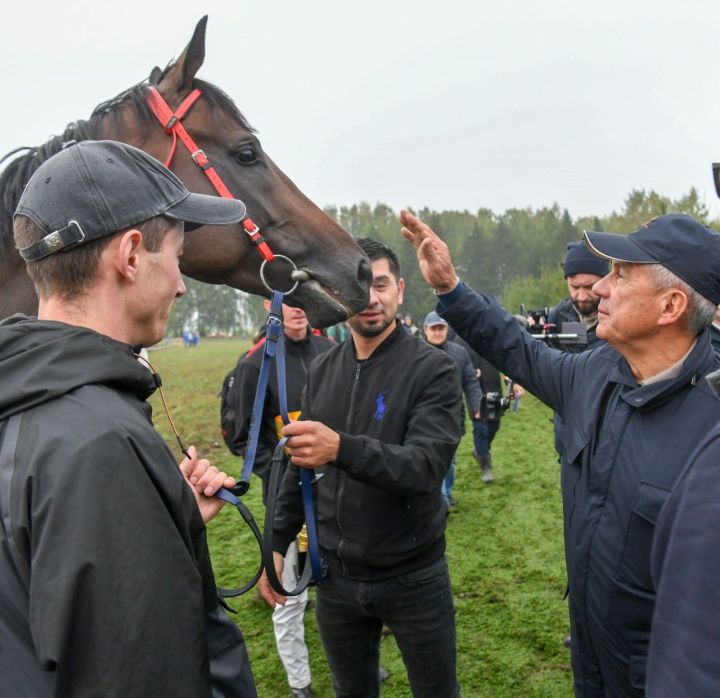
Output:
top-left (336, 361), bottom-right (362, 573)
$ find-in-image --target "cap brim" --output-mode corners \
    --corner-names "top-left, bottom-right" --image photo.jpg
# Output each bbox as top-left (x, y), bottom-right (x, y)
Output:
top-left (583, 230), bottom-right (656, 264)
top-left (165, 192), bottom-right (247, 232)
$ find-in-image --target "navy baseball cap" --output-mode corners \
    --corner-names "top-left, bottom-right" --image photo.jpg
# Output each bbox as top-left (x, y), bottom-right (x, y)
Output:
top-left (584, 214), bottom-right (720, 305)
top-left (15, 140), bottom-right (247, 262)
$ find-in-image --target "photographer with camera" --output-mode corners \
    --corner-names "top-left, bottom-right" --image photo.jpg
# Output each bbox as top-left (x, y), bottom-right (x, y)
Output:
top-left (402, 210), bottom-right (720, 697)
top-left (452, 337), bottom-right (525, 484)
top-left (424, 311), bottom-right (482, 506)
top-left (547, 240), bottom-right (610, 352)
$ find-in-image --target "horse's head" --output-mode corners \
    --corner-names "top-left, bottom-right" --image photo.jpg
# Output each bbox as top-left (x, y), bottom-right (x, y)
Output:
top-left (107, 16), bottom-right (370, 327)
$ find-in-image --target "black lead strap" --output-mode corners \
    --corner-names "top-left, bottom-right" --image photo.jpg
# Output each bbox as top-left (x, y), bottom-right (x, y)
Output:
top-left (137, 351), bottom-right (265, 599)
top-left (261, 439), bottom-right (314, 595)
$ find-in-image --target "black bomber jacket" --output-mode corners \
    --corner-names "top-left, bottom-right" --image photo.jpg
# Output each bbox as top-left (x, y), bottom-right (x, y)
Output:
top-left (273, 322), bottom-right (462, 580)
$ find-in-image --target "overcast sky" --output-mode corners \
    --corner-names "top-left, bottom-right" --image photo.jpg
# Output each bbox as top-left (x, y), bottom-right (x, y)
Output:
top-left (2, 0), bottom-right (719, 222)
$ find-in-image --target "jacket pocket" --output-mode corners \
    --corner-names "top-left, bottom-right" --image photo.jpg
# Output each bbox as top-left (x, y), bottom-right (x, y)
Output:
top-left (616, 481), bottom-right (670, 591)
top-left (560, 419), bottom-right (588, 531)
top-left (561, 419), bottom-right (587, 464)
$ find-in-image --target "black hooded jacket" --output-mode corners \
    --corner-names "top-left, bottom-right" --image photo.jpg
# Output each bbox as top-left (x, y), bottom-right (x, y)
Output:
top-left (0, 315), bottom-right (252, 698)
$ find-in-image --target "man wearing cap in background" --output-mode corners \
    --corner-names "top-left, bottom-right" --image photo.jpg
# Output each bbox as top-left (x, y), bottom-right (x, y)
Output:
top-left (0, 141), bottom-right (257, 697)
top-left (423, 310), bottom-right (482, 506)
top-left (401, 210), bottom-right (720, 697)
top-left (548, 240), bottom-right (610, 353)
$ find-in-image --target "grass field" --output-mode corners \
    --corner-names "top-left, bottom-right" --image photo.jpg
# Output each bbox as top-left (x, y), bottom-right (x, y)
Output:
top-left (148, 338), bottom-right (574, 697)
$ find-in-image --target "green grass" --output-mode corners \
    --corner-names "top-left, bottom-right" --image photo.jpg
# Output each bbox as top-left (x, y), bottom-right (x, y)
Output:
top-left (148, 338), bottom-right (574, 697)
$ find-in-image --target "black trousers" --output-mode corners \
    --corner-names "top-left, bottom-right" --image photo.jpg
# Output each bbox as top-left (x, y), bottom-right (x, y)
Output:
top-left (315, 556), bottom-right (459, 698)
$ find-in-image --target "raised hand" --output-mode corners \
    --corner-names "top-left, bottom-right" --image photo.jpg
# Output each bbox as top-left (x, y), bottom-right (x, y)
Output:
top-left (400, 209), bottom-right (460, 293)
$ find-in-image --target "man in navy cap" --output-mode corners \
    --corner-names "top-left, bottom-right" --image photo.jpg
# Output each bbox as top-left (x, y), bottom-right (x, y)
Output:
top-left (401, 210), bottom-right (720, 697)
top-left (548, 240), bottom-right (610, 352)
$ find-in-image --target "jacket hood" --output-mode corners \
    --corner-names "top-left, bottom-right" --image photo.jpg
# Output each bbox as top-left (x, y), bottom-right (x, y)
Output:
top-left (0, 314), bottom-right (157, 421)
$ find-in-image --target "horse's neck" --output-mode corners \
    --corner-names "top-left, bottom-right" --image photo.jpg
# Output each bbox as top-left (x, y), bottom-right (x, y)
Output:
top-left (0, 255), bottom-right (38, 317)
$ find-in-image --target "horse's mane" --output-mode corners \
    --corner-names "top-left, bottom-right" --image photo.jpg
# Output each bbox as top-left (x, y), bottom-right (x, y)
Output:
top-left (0, 72), bottom-right (254, 257)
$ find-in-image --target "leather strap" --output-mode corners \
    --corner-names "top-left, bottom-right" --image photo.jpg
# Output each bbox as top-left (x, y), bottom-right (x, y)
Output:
top-left (145, 86), bottom-right (274, 262)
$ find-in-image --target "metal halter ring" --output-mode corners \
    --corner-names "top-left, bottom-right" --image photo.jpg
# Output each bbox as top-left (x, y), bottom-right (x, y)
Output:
top-left (259, 255), bottom-right (309, 296)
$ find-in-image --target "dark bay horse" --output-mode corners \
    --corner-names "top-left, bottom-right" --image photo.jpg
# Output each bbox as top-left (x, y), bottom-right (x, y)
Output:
top-left (0, 16), bottom-right (371, 327)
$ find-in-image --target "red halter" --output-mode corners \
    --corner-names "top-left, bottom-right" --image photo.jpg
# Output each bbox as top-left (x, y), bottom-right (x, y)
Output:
top-left (145, 85), bottom-right (274, 262)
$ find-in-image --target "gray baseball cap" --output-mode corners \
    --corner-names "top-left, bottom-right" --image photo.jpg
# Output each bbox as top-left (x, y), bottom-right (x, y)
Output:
top-left (15, 140), bottom-right (247, 261)
top-left (424, 311), bottom-right (448, 327)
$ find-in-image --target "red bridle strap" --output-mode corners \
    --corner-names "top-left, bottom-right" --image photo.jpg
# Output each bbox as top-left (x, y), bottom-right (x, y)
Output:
top-left (145, 85), bottom-right (274, 262)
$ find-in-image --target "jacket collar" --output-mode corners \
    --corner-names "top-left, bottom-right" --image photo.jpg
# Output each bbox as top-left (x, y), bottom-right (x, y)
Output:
top-left (609, 330), bottom-right (718, 408)
top-left (346, 321), bottom-right (406, 364)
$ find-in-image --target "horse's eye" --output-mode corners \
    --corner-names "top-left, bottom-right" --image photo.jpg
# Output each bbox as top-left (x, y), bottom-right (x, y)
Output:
top-left (237, 146), bottom-right (257, 164)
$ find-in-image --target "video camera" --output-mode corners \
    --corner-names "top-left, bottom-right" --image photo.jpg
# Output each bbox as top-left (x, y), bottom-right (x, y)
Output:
top-left (521, 305), bottom-right (588, 349)
top-left (479, 378), bottom-right (518, 421)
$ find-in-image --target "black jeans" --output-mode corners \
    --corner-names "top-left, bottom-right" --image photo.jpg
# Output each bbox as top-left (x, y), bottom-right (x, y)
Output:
top-left (315, 556), bottom-right (459, 698)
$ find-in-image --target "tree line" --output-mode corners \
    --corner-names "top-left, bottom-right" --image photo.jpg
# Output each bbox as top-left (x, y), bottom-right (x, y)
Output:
top-left (167, 187), bottom-right (713, 335)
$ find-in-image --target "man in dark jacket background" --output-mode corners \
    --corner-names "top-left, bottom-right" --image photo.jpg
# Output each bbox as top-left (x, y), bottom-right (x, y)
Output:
top-left (261, 238), bottom-right (463, 698)
top-left (401, 210), bottom-right (720, 697)
top-left (0, 141), bottom-right (256, 697)
top-left (225, 300), bottom-right (332, 698)
top-left (548, 241), bottom-right (609, 649)
top-left (226, 302), bottom-right (332, 504)
top-left (423, 310), bottom-right (481, 506)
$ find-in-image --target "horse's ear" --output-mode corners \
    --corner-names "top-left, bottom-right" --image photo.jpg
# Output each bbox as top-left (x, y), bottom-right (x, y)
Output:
top-left (149, 66), bottom-right (163, 85)
top-left (158, 15), bottom-right (207, 96)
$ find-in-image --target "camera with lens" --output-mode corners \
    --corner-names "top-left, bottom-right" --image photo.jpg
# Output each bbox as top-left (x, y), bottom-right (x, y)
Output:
top-left (521, 305), bottom-right (588, 349)
top-left (479, 391), bottom-right (512, 421)
top-left (479, 378), bottom-right (518, 421)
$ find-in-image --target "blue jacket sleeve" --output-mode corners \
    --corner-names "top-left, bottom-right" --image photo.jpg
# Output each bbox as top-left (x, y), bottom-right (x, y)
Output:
top-left (438, 282), bottom-right (578, 416)
top-left (646, 430), bottom-right (720, 697)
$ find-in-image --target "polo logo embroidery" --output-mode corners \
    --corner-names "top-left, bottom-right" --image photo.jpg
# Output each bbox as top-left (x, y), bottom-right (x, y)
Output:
top-left (374, 392), bottom-right (388, 421)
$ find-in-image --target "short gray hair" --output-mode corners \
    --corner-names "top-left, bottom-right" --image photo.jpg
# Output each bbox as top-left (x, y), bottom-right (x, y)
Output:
top-left (646, 263), bottom-right (716, 335)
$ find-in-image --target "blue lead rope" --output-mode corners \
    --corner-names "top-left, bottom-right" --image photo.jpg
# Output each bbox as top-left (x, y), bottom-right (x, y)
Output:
top-left (238, 291), bottom-right (285, 488)
top-left (221, 289), bottom-right (324, 594)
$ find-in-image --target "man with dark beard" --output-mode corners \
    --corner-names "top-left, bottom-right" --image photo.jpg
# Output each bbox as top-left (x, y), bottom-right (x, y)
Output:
top-left (548, 240), bottom-right (610, 459)
top-left (547, 240), bottom-right (610, 352)
top-left (262, 238), bottom-right (463, 698)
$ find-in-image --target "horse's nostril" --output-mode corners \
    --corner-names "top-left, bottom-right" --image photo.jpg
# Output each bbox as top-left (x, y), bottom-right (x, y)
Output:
top-left (358, 259), bottom-right (373, 285)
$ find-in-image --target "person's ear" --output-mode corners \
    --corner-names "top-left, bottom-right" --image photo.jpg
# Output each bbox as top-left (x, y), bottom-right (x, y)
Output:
top-left (658, 288), bottom-right (689, 327)
top-left (114, 229), bottom-right (144, 282)
top-left (397, 277), bottom-right (405, 305)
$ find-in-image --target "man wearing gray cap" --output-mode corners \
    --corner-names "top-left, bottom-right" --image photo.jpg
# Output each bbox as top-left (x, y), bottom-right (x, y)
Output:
top-left (0, 141), bottom-right (256, 697)
top-left (401, 210), bottom-right (720, 697)
top-left (423, 310), bottom-right (482, 505)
